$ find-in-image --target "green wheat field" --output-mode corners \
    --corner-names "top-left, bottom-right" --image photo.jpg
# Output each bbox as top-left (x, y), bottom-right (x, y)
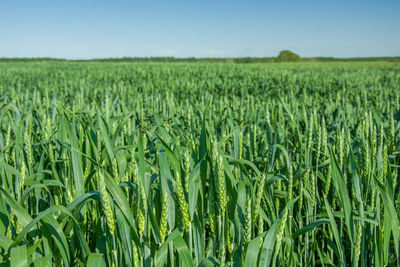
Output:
top-left (0, 61), bottom-right (399, 266)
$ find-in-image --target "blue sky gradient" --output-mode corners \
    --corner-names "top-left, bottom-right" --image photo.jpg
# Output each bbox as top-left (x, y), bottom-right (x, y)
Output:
top-left (1, 0), bottom-right (399, 58)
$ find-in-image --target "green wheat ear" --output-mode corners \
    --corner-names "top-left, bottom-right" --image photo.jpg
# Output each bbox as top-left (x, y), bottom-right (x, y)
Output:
top-left (244, 198), bottom-right (252, 245)
top-left (99, 171), bottom-right (116, 236)
top-left (175, 171), bottom-right (190, 229)
top-left (159, 194), bottom-right (168, 244)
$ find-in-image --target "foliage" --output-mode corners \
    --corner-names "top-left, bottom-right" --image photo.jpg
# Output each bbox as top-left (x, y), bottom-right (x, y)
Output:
top-left (0, 62), bottom-right (399, 266)
top-left (276, 50), bottom-right (301, 62)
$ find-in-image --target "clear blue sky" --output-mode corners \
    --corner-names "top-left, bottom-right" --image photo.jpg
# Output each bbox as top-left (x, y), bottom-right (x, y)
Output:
top-left (1, 0), bottom-right (399, 58)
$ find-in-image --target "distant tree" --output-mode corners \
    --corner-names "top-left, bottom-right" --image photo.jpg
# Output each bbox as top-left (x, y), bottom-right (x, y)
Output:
top-left (276, 50), bottom-right (301, 62)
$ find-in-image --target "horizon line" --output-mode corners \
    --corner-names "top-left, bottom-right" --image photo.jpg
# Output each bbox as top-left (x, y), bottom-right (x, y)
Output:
top-left (1, 55), bottom-right (400, 60)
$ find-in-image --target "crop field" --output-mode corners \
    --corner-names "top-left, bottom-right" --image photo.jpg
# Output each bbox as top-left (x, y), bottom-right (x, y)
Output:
top-left (0, 62), bottom-right (399, 266)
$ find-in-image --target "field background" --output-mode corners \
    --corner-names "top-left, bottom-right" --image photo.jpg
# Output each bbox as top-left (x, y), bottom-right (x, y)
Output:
top-left (1, 56), bottom-right (400, 63)
top-left (0, 61), bottom-right (399, 266)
